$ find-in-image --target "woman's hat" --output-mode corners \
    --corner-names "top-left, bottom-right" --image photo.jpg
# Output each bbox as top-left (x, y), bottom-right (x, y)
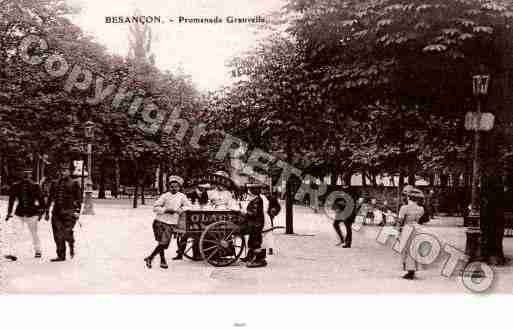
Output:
top-left (402, 185), bottom-right (415, 195)
top-left (168, 175), bottom-right (184, 186)
top-left (407, 188), bottom-right (425, 199)
top-left (214, 170), bottom-right (230, 178)
top-left (246, 182), bottom-right (266, 188)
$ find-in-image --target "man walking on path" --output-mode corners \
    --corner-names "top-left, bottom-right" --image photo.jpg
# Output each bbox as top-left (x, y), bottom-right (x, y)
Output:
top-left (4, 167), bottom-right (45, 260)
top-left (332, 190), bottom-right (362, 248)
top-left (45, 162), bottom-right (82, 262)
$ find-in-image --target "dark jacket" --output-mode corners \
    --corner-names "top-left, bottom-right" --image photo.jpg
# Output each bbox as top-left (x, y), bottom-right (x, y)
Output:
top-left (246, 195), bottom-right (265, 227)
top-left (346, 202), bottom-right (362, 224)
top-left (187, 190), bottom-right (209, 205)
top-left (7, 179), bottom-right (45, 217)
top-left (47, 176), bottom-right (82, 215)
top-left (268, 195), bottom-right (281, 218)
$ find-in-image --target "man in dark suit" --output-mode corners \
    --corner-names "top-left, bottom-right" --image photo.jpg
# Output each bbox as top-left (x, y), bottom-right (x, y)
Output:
top-left (333, 188), bottom-right (361, 248)
top-left (46, 162), bottom-right (82, 262)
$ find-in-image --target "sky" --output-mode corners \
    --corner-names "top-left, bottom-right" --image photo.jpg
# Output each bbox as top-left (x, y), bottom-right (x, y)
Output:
top-left (69, 0), bottom-right (285, 91)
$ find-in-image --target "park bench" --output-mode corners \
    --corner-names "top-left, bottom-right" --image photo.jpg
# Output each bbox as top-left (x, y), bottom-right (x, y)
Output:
top-left (118, 186), bottom-right (159, 199)
top-left (118, 186), bottom-right (135, 199)
top-left (146, 188), bottom-right (159, 197)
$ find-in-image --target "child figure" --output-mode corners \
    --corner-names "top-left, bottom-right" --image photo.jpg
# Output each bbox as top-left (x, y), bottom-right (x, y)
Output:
top-left (144, 175), bottom-right (190, 269)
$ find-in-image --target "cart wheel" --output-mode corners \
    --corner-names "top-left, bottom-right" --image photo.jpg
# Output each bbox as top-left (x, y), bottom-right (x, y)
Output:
top-left (199, 221), bottom-right (245, 267)
top-left (181, 235), bottom-right (202, 261)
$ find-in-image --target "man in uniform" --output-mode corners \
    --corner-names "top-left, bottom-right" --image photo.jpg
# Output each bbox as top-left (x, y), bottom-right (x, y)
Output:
top-left (45, 162), bottom-right (82, 262)
top-left (4, 167), bottom-right (45, 260)
top-left (241, 183), bottom-right (268, 268)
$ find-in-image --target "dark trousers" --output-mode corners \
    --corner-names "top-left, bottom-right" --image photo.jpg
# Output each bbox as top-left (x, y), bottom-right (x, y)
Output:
top-left (248, 230), bottom-right (263, 250)
top-left (240, 221), bottom-right (263, 250)
top-left (333, 220), bottom-right (344, 242)
top-left (51, 212), bottom-right (77, 259)
top-left (344, 221), bottom-right (352, 246)
top-left (333, 220), bottom-right (352, 246)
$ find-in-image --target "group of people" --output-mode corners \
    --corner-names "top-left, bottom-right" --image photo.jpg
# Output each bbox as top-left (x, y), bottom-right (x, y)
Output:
top-left (144, 171), bottom-right (281, 269)
top-left (4, 162), bottom-right (428, 279)
top-left (2, 161), bottom-right (82, 262)
top-left (330, 185), bottom-right (428, 280)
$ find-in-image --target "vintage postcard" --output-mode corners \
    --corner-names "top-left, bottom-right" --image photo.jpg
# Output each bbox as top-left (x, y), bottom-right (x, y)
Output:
top-left (1, 0), bottom-right (513, 313)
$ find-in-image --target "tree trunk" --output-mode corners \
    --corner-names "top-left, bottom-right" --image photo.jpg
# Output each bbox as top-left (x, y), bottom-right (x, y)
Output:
top-left (481, 174), bottom-right (505, 265)
top-left (408, 164), bottom-right (416, 186)
top-left (344, 172), bottom-right (351, 186)
top-left (158, 161), bottom-right (164, 194)
top-left (478, 46), bottom-right (508, 264)
top-left (141, 177), bottom-right (145, 205)
top-left (330, 170), bottom-right (337, 186)
top-left (398, 170), bottom-right (405, 188)
top-left (440, 173), bottom-right (448, 187)
top-left (285, 142), bottom-right (294, 235)
top-left (361, 171), bottom-right (367, 187)
top-left (397, 169), bottom-right (405, 214)
top-left (98, 158), bottom-right (106, 199)
top-left (41, 156), bottom-right (45, 183)
top-left (133, 160), bottom-right (138, 208)
top-left (285, 178), bottom-right (294, 234)
top-left (0, 153), bottom-right (3, 192)
top-left (32, 151), bottom-right (38, 182)
top-left (162, 163), bottom-right (168, 189)
top-left (111, 156), bottom-right (120, 198)
top-left (465, 169), bottom-right (471, 188)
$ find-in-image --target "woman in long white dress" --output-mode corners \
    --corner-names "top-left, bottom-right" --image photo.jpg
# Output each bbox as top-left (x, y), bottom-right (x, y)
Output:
top-left (397, 188), bottom-right (425, 279)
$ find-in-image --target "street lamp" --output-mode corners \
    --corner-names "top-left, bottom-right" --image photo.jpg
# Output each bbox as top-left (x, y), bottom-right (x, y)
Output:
top-left (82, 120), bottom-right (95, 215)
top-left (465, 70), bottom-right (491, 260)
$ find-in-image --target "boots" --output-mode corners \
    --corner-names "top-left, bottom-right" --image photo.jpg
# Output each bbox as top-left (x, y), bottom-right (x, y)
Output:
top-left (402, 271), bottom-right (415, 279)
top-left (240, 249), bottom-right (254, 262)
top-left (144, 257), bottom-right (152, 268)
top-left (247, 249), bottom-right (267, 268)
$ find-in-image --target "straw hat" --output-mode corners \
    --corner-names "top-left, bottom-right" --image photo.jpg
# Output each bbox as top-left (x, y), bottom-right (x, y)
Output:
top-left (168, 175), bottom-right (184, 186)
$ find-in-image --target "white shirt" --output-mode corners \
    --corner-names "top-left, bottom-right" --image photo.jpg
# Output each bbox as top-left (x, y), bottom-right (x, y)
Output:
top-left (153, 191), bottom-right (190, 225)
top-left (398, 201), bottom-right (424, 226)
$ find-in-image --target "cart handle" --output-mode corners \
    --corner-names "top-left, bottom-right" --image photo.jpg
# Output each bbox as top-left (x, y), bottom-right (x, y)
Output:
top-left (262, 226), bottom-right (285, 234)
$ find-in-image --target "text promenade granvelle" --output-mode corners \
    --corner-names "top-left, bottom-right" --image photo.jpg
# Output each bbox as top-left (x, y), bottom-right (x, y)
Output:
top-left (104, 16), bottom-right (267, 24)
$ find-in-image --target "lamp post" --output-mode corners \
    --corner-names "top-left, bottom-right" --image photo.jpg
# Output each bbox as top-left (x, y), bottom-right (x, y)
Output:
top-left (82, 120), bottom-right (95, 215)
top-left (465, 70), bottom-right (490, 260)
